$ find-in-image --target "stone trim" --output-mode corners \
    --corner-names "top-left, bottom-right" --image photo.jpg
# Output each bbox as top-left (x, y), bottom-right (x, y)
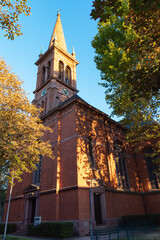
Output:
top-left (5, 195), bottom-right (24, 202)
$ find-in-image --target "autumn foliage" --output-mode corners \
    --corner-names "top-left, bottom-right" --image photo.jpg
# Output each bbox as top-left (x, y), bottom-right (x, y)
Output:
top-left (0, 0), bottom-right (31, 39)
top-left (0, 58), bottom-right (53, 182)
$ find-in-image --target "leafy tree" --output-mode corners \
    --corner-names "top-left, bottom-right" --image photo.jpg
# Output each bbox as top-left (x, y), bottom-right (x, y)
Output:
top-left (91, 0), bottom-right (160, 151)
top-left (0, 0), bottom-right (31, 39)
top-left (0, 58), bottom-right (53, 183)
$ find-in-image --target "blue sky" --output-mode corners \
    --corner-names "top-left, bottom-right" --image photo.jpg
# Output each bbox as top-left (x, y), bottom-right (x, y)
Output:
top-left (0, 0), bottom-right (118, 120)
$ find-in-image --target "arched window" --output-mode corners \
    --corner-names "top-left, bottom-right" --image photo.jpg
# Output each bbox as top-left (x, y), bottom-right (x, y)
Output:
top-left (47, 61), bottom-right (51, 79)
top-left (42, 66), bottom-right (45, 83)
top-left (58, 61), bottom-right (64, 81)
top-left (33, 155), bottom-right (42, 184)
top-left (144, 147), bottom-right (159, 189)
top-left (65, 66), bottom-right (71, 84)
top-left (88, 136), bottom-right (94, 167)
top-left (114, 141), bottom-right (129, 189)
top-left (87, 136), bottom-right (96, 168)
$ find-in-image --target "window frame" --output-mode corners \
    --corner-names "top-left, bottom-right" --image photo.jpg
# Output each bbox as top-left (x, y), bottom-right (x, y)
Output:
top-left (144, 147), bottom-right (160, 190)
top-left (58, 61), bottom-right (64, 81)
top-left (88, 136), bottom-right (96, 169)
top-left (113, 141), bottom-right (130, 190)
top-left (42, 66), bottom-right (46, 83)
top-left (47, 61), bottom-right (51, 79)
top-left (65, 65), bottom-right (71, 85)
top-left (32, 155), bottom-right (42, 185)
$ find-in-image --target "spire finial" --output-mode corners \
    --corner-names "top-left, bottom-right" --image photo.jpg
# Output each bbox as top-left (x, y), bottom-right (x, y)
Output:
top-left (40, 46), bottom-right (43, 55)
top-left (72, 46), bottom-right (76, 57)
top-left (72, 46), bottom-right (75, 54)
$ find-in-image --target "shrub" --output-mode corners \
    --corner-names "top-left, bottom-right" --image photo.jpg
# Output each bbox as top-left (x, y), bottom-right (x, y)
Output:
top-left (0, 223), bottom-right (17, 234)
top-left (27, 222), bottom-right (74, 238)
top-left (120, 214), bottom-right (160, 227)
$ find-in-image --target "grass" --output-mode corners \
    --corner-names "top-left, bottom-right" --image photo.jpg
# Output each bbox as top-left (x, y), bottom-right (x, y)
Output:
top-left (0, 235), bottom-right (31, 240)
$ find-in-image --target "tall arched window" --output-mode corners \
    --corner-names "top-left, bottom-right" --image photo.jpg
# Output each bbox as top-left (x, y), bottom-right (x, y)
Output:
top-left (114, 141), bottom-right (129, 189)
top-left (47, 61), bottom-right (51, 79)
top-left (58, 61), bottom-right (64, 81)
top-left (144, 147), bottom-right (159, 189)
top-left (42, 66), bottom-right (45, 83)
top-left (65, 66), bottom-right (71, 84)
top-left (88, 136), bottom-right (95, 167)
top-left (33, 155), bottom-right (42, 184)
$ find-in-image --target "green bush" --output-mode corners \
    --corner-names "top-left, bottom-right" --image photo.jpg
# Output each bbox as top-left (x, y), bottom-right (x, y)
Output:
top-left (120, 214), bottom-right (160, 227)
top-left (27, 222), bottom-right (74, 238)
top-left (0, 223), bottom-right (17, 234)
top-left (0, 236), bottom-right (31, 240)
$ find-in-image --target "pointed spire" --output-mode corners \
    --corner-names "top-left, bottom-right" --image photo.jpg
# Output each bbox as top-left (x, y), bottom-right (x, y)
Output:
top-left (72, 46), bottom-right (75, 54)
top-left (41, 46), bottom-right (43, 55)
top-left (49, 12), bottom-right (67, 51)
top-left (72, 46), bottom-right (76, 58)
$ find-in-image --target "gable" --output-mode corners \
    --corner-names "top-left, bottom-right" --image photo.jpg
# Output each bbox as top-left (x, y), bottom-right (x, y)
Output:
top-left (24, 184), bottom-right (39, 193)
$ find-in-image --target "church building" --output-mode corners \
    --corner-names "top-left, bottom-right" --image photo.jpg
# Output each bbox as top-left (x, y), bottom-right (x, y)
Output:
top-left (4, 13), bottom-right (160, 236)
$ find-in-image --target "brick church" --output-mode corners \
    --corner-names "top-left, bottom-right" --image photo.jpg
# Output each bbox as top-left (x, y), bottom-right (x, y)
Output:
top-left (4, 13), bottom-right (160, 236)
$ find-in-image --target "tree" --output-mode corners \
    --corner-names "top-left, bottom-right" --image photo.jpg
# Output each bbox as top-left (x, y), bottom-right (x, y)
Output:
top-left (91, 0), bottom-right (160, 151)
top-left (0, 0), bottom-right (31, 39)
top-left (0, 58), bottom-right (53, 183)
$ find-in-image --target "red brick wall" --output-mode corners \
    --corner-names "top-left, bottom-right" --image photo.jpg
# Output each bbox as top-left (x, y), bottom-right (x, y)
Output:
top-left (59, 190), bottom-right (79, 220)
top-left (60, 139), bottom-right (77, 188)
top-left (105, 191), bottom-right (145, 218)
top-left (40, 154), bottom-right (57, 191)
top-left (78, 188), bottom-right (90, 220)
top-left (4, 198), bottom-right (24, 222)
top-left (39, 193), bottom-right (56, 221)
top-left (59, 106), bottom-right (77, 188)
top-left (143, 193), bottom-right (160, 214)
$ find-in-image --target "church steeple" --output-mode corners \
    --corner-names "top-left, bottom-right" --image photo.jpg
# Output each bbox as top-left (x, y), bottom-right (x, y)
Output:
top-left (33, 13), bottom-right (79, 116)
top-left (49, 13), bottom-right (67, 51)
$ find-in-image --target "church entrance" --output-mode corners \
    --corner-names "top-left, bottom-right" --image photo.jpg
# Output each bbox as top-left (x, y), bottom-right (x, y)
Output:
top-left (23, 184), bottom-right (40, 226)
top-left (29, 197), bottom-right (36, 223)
top-left (94, 193), bottom-right (102, 225)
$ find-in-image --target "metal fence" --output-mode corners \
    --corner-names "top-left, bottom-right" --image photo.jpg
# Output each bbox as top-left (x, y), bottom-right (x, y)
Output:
top-left (94, 224), bottom-right (159, 240)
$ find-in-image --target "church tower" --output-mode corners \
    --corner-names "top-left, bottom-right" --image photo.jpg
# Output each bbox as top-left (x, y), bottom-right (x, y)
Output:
top-left (33, 13), bottom-right (79, 116)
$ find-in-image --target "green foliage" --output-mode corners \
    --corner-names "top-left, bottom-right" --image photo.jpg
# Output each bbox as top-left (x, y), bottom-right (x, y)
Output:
top-left (0, 223), bottom-right (17, 234)
top-left (27, 222), bottom-right (74, 238)
top-left (120, 214), bottom-right (160, 227)
top-left (91, 0), bottom-right (160, 151)
top-left (0, 0), bottom-right (31, 39)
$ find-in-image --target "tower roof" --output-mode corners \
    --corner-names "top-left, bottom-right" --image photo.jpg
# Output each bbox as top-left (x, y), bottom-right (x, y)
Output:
top-left (49, 13), bottom-right (67, 51)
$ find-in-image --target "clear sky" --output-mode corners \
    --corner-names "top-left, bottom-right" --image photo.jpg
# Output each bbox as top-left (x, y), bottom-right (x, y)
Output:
top-left (0, 0), bottom-right (118, 120)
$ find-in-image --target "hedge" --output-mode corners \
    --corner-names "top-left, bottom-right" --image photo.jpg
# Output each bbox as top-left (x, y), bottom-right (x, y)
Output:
top-left (27, 222), bottom-right (74, 238)
top-left (120, 214), bottom-right (160, 227)
top-left (0, 223), bottom-right (17, 234)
